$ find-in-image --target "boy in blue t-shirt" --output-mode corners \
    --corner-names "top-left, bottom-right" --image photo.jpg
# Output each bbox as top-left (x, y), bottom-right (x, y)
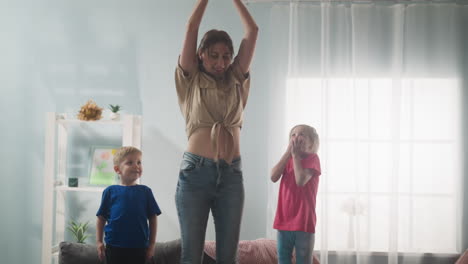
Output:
top-left (96, 146), bottom-right (161, 264)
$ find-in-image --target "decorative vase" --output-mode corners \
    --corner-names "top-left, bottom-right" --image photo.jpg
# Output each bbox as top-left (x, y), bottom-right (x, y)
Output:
top-left (109, 112), bottom-right (120, 121)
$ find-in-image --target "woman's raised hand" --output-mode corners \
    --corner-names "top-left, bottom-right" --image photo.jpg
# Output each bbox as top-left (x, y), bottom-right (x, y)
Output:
top-left (180, 0), bottom-right (209, 73)
top-left (290, 137), bottom-right (304, 158)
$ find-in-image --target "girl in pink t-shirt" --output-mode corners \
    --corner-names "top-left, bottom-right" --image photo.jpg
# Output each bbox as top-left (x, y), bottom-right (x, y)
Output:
top-left (271, 124), bottom-right (321, 264)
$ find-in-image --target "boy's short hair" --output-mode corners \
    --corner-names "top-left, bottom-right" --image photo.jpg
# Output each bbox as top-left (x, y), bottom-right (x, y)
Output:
top-left (113, 146), bottom-right (142, 166)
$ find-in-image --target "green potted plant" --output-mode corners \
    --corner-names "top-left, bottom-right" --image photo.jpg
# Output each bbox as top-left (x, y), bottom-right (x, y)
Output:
top-left (67, 220), bottom-right (90, 243)
top-left (108, 104), bottom-right (121, 120)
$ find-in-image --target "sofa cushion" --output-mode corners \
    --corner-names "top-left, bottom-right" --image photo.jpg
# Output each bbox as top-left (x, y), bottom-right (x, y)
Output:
top-left (205, 239), bottom-right (278, 264)
top-left (59, 242), bottom-right (102, 264)
top-left (59, 240), bottom-right (215, 264)
top-left (456, 249), bottom-right (468, 264)
top-left (204, 239), bottom-right (320, 264)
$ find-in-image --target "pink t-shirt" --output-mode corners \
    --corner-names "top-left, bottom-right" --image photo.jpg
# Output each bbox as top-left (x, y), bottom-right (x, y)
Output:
top-left (273, 153), bottom-right (321, 233)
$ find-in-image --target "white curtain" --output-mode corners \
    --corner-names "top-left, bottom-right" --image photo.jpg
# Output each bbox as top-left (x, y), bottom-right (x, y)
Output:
top-left (264, 1), bottom-right (465, 263)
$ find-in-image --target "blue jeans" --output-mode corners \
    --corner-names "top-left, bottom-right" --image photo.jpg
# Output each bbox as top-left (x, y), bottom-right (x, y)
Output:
top-left (277, 230), bottom-right (315, 264)
top-left (175, 152), bottom-right (244, 264)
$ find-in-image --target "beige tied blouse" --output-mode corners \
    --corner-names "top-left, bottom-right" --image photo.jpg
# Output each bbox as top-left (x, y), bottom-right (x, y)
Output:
top-left (175, 57), bottom-right (250, 163)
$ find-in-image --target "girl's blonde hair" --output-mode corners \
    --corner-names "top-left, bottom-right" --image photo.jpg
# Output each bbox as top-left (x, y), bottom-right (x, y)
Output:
top-left (289, 124), bottom-right (320, 154)
top-left (113, 146), bottom-right (142, 166)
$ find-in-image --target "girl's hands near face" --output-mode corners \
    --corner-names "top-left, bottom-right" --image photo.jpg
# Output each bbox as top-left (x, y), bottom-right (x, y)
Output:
top-left (291, 136), bottom-right (304, 158)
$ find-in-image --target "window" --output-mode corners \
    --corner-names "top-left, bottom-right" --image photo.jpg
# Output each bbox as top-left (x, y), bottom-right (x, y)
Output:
top-left (285, 78), bottom-right (461, 253)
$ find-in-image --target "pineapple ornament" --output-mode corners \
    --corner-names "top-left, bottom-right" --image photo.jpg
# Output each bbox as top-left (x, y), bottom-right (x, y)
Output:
top-left (109, 104), bottom-right (121, 121)
top-left (77, 100), bottom-right (103, 121)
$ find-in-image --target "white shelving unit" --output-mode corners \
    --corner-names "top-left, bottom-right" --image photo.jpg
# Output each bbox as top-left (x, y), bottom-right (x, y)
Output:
top-left (41, 112), bottom-right (142, 264)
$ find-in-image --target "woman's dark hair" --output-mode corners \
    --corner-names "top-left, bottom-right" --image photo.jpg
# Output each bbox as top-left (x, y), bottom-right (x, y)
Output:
top-left (197, 29), bottom-right (234, 63)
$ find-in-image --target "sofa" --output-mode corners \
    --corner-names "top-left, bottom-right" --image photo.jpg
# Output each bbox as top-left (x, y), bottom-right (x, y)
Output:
top-left (60, 240), bottom-right (468, 264)
top-left (59, 239), bottom-right (215, 264)
top-left (59, 239), bottom-right (321, 264)
top-left (456, 250), bottom-right (468, 264)
top-left (59, 240), bottom-right (468, 264)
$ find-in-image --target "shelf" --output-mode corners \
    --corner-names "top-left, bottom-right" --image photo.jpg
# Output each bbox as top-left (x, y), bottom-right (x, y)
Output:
top-left (42, 112), bottom-right (142, 264)
top-left (57, 118), bottom-right (124, 126)
top-left (55, 186), bottom-right (106, 193)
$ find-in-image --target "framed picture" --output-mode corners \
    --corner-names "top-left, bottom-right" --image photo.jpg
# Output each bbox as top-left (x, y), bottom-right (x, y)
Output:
top-left (89, 146), bottom-right (119, 185)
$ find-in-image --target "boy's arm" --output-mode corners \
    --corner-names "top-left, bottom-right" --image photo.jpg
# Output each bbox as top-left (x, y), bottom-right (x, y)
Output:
top-left (146, 215), bottom-right (158, 261)
top-left (96, 216), bottom-right (106, 261)
top-left (271, 142), bottom-right (292, 183)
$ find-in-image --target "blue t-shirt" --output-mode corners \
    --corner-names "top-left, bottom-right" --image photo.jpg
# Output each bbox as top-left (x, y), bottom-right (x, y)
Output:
top-left (96, 185), bottom-right (161, 248)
